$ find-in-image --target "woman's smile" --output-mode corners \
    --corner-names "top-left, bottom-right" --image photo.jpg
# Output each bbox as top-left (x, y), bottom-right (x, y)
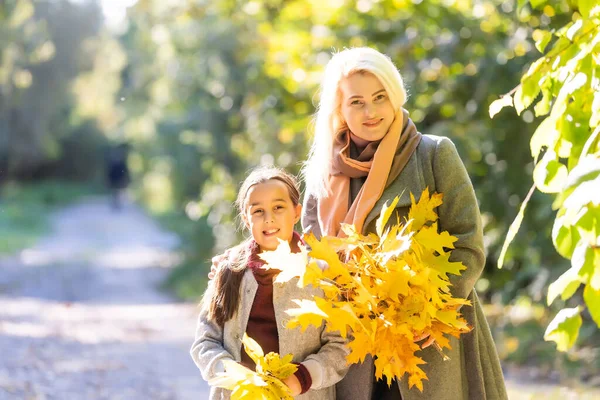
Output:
top-left (363, 118), bottom-right (383, 128)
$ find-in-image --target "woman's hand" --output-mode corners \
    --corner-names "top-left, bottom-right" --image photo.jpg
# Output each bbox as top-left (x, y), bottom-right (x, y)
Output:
top-left (282, 374), bottom-right (302, 396)
top-left (413, 332), bottom-right (436, 349)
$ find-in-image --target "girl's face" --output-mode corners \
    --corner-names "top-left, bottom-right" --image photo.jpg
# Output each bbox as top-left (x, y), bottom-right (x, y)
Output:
top-left (339, 72), bottom-right (395, 147)
top-left (242, 179), bottom-right (302, 252)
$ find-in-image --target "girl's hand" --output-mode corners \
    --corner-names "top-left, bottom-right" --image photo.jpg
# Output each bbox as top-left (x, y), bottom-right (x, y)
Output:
top-left (282, 374), bottom-right (302, 396)
top-left (413, 332), bottom-right (436, 349)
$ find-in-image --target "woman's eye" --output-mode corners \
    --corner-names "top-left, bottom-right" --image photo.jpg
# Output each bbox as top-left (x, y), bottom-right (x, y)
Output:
top-left (274, 205), bottom-right (284, 211)
top-left (253, 209), bottom-right (263, 215)
top-left (374, 94), bottom-right (386, 101)
top-left (350, 99), bottom-right (363, 106)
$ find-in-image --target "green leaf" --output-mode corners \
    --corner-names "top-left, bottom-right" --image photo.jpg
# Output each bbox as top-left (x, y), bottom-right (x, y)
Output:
top-left (530, 0), bottom-right (547, 9)
top-left (582, 126), bottom-right (600, 157)
top-left (562, 177), bottom-right (600, 215)
top-left (532, 29), bottom-right (553, 53)
top-left (554, 155), bottom-right (600, 206)
top-left (566, 19), bottom-right (583, 41)
top-left (571, 241), bottom-right (595, 284)
top-left (547, 266), bottom-right (582, 305)
top-left (591, 253), bottom-right (600, 291)
top-left (544, 307), bottom-right (582, 352)
top-left (552, 212), bottom-right (582, 259)
top-left (498, 184), bottom-right (536, 269)
top-left (489, 95), bottom-right (513, 119)
top-left (515, 59), bottom-right (546, 115)
top-left (530, 116), bottom-right (560, 158)
top-left (593, 95), bottom-right (600, 129)
top-left (533, 151), bottom-right (568, 193)
top-left (534, 87), bottom-right (552, 117)
top-left (584, 285), bottom-right (600, 327)
top-left (573, 205), bottom-right (600, 244)
top-left (578, 0), bottom-right (600, 18)
top-left (580, 247), bottom-right (600, 290)
top-left (562, 72), bottom-right (588, 97)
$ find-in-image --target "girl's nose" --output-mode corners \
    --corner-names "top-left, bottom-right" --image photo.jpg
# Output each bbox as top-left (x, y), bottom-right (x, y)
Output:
top-left (264, 211), bottom-right (274, 222)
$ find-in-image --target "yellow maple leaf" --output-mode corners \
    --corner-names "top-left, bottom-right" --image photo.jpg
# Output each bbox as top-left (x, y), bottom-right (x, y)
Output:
top-left (210, 334), bottom-right (297, 400)
top-left (378, 224), bottom-right (413, 264)
top-left (208, 359), bottom-right (262, 390)
top-left (285, 299), bottom-right (328, 331)
top-left (376, 196), bottom-right (401, 237)
top-left (242, 333), bottom-right (264, 364)
top-left (413, 222), bottom-right (457, 254)
top-left (407, 187), bottom-right (443, 231)
top-left (259, 239), bottom-right (310, 285)
top-left (304, 233), bottom-right (354, 286)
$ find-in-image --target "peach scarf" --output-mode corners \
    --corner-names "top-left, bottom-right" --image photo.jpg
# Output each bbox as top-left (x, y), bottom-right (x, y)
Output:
top-left (317, 108), bottom-right (422, 237)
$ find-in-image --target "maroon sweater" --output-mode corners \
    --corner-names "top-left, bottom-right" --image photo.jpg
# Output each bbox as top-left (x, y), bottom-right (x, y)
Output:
top-left (239, 233), bottom-right (312, 394)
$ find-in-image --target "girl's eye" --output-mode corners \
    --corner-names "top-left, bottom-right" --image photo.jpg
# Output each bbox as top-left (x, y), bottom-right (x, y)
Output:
top-left (350, 99), bottom-right (363, 106)
top-left (274, 205), bottom-right (284, 211)
top-left (253, 209), bottom-right (263, 215)
top-left (374, 94), bottom-right (386, 102)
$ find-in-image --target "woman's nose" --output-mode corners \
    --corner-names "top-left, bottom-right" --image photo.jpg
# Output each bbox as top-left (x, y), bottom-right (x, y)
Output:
top-left (364, 103), bottom-right (376, 118)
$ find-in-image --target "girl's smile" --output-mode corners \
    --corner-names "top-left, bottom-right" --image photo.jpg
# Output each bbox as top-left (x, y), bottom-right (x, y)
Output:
top-left (243, 179), bottom-right (302, 252)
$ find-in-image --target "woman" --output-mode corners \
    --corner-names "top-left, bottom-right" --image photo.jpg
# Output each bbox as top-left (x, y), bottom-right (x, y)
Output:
top-left (301, 47), bottom-right (507, 400)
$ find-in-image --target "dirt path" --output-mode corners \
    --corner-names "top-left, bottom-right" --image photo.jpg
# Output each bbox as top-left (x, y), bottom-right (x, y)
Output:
top-left (0, 198), bottom-right (209, 400)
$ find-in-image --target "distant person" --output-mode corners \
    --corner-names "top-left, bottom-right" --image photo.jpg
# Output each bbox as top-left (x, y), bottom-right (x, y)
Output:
top-left (105, 143), bottom-right (130, 211)
top-left (191, 166), bottom-right (349, 400)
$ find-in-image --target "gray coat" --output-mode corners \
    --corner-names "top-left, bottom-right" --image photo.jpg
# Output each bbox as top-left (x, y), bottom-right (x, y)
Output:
top-left (190, 268), bottom-right (349, 400)
top-left (302, 135), bottom-right (508, 400)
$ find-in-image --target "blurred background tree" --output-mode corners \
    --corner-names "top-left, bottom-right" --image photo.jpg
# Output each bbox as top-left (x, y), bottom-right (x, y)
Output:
top-left (1, 0), bottom-right (598, 385)
top-left (0, 0), bottom-right (118, 182)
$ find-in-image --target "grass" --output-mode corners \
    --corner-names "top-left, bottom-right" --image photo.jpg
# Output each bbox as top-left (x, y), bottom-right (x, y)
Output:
top-left (0, 180), bottom-right (100, 255)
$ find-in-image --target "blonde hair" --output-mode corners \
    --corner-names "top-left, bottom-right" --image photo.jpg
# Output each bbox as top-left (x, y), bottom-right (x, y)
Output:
top-left (302, 47), bottom-right (407, 199)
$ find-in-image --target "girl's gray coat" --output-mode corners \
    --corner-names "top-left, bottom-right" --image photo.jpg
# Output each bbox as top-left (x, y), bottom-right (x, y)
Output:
top-left (190, 269), bottom-right (349, 400)
top-left (302, 135), bottom-right (508, 400)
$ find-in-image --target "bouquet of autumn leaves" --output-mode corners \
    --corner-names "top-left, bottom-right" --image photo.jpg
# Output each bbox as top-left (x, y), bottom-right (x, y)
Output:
top-left (209, 333), bottom-right (299, 399)
top-left (260, 188), bottom-right (473, 392)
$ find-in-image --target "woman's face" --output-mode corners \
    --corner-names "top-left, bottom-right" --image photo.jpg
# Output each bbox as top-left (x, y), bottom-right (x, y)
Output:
top-left (339, 72), bottom-right (395, 147)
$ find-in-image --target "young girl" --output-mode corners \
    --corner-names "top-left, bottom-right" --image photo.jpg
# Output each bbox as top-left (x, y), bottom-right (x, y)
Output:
top-left (301, 47), bottom-right (508, 400)
top-left (191, 166), bottom-right (349, 400)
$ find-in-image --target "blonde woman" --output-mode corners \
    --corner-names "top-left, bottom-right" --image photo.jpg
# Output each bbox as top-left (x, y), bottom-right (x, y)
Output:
top-left (301, 47), bottom-right (507, 400)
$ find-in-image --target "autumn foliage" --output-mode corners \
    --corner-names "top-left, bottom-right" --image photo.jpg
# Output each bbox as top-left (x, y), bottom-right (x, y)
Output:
top-left (263, 189), bottom-right (473, 391)
top-left (209, 333), bottom-right (298, 399)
